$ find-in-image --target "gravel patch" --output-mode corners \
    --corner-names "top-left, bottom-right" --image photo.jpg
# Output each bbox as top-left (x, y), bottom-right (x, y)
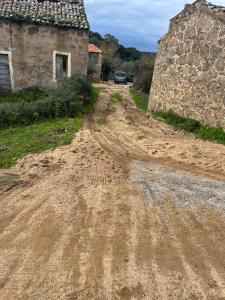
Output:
top-left (129, 161), bottom-right (225, 217)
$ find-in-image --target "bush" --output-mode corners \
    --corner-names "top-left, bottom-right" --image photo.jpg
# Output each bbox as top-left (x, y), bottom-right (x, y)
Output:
top-left (0, 75), bottom-right (93, 128)
top-left (0, 87), bottom-right (47, 104)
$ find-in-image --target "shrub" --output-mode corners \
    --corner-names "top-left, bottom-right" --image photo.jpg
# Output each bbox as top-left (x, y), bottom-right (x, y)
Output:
top-left (0, 75), bottom-right (93, 128)
top-left (0, 87), bottom-right (47, 104)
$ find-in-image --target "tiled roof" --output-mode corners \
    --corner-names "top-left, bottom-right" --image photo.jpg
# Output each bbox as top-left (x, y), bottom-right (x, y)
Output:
top-left (88, 44), bottom-right (102, 54)
top-left (0, 0), bottom-right (89, 29)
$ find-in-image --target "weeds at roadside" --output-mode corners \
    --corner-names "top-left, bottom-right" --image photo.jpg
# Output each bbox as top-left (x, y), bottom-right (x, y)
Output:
top-left (153, 110), bottom-right (225, 145)
top-left (129, 88), bottom-right (148, 112)
top-left (111, 92), bottom-right (123, 104)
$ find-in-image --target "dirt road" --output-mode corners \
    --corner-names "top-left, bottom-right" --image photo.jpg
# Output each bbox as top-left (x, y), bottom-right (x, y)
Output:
top-left (0, 83), bottom-right (225, 299)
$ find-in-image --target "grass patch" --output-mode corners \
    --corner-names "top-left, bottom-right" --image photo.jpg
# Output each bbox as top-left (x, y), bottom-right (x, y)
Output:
top-left (129, 88), bottom-right (149, 112)
top-left (0, 117), bottom-right (83, 168)
top-left (0, 86), bottom-right (101, 169)
top-left (111, 92), bottom-right (123, 103)
top-left (153, 111), bottom-right (225, 145)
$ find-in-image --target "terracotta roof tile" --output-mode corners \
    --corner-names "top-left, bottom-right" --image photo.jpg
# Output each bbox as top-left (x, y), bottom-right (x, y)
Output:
top-left (88, 44), bottom-right (102, 54)
top-left (0, 0), bottom-right (89, 29)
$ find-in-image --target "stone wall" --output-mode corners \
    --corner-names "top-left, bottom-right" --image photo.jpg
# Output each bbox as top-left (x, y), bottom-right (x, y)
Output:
top-left (0, 20), bottom-right (89, 90)
top-left (149, 0), bottom-right (225, 128)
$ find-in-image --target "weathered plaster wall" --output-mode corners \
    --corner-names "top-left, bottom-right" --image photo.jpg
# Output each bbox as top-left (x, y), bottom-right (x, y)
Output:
top-left (149, 1), bottom-right (225, 128)
top-left (0, 20), bottom-right (88, 90)
top-left (89, 52), bottom-right (102, 82)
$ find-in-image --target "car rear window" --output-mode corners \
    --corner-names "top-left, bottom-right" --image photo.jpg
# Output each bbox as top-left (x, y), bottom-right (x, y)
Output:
top-left (116, 72), bottom-right (126, 77)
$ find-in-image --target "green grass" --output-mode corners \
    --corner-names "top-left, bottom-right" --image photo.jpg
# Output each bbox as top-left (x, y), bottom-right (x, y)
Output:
top-left (0, 87), bottom-right (101, 168)
top-left (111, 92), bottom-right (123, 103)
top-left (0, 117), bottom-right (83, 168)
top-left (153, 111), bottom-right (225, 145)
top-left (129, 88), bottom-right (149, 112)
top-left (0, 88), bottom-right (47, 104)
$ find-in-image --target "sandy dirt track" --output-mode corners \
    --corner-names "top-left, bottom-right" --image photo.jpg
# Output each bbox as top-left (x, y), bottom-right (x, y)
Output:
top-left (0, 83), bottom-right (225, 299)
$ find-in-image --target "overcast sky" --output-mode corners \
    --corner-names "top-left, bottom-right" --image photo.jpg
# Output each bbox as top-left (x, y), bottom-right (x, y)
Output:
top-left (85, 0), bottom-right (225, 52)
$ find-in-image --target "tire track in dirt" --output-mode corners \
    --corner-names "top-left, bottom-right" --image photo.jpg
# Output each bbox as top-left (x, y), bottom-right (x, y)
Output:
top-left (0, 83), bottom-right (225, 299)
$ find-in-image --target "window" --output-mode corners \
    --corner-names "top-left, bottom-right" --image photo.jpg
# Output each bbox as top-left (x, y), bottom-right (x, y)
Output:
top-left (53, 51), bottom-right (71, 82)
top-left (56, 54), bottom-right (68, 79)
top-left (0, 51), bottom-right (14, 91)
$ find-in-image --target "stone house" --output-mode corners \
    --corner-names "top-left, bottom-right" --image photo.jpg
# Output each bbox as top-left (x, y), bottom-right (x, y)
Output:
top-left (149, 0), bottom-right (225, 128)
top-left (88, 43), bottom-right (102, 81)
top-left (0, 0), bottom-right (89, 92)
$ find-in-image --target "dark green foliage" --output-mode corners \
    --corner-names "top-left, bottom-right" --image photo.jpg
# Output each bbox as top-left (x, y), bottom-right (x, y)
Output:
top-left (101, 57), bottom-right (113, 81)
top-left (133, 69), bottom-right (153, 94)
top-left (0, 88), bottom-right (47, 104)
top-left (88, 31), bottom-right (156, 83)
top-left (130, 88), bottom-right (148, 112)
top-left (133, 55), bottom-right (155, 93)
top-left (116, 46), bottom-right (142, 61)
top-left (89, 31), bottom-right (104, 47)
top-left (0, 75), bottom-right (94, 128)
top-left (153, 111), bottom-right (225, 145)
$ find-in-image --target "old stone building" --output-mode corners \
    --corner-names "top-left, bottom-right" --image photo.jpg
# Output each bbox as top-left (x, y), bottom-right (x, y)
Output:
top-left (149, 0), bottom-right (225, 128)
top-left (0, 0), bottom-right (89, 92)
top-left (88, 44), bottom-right (102, 82)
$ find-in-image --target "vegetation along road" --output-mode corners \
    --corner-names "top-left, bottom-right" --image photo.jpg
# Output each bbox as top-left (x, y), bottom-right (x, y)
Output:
top-left (0, 83), bottom-right (225, 299)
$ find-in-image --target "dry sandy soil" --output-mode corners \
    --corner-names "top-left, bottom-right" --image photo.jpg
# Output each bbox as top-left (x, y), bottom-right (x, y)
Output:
top-left (0, 83), bottom-right (225, 300)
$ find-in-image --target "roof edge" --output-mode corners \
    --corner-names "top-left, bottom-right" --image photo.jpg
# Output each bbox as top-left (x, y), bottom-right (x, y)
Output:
top-left (158, 0), bottom-right (225, 44)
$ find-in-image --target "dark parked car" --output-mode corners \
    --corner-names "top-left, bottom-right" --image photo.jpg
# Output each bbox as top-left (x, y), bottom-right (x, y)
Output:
top-left (114, 71), bottom-right (127, 84)
top-left (127, 74), bottom-right (134, 83)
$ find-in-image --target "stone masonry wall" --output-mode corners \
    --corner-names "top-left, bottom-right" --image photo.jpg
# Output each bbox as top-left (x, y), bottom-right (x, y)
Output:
top-left (0, 20), bottom-right (89, 90)
top-left (149, 1), bottom-right (225, 128)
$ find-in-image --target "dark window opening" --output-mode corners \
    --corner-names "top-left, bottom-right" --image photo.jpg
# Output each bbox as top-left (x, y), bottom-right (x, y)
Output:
top-left (89, 53), bottom-right (99, 65)
top-left (56, 54), bottom-right (68, 79)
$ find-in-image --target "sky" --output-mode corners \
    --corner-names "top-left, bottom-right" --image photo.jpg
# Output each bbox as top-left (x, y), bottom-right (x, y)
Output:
top-left (85, 0), bottom-right (225, 52)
